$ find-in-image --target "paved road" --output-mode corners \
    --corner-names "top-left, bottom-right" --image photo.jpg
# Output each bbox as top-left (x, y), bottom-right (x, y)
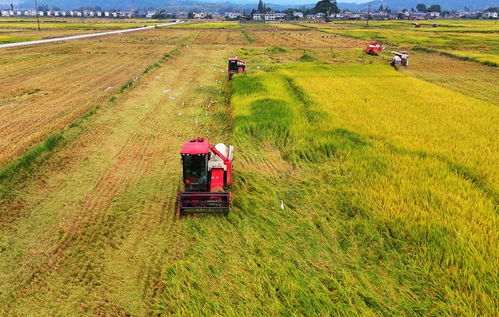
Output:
top-left (0, 21), bottom-right (180, 49)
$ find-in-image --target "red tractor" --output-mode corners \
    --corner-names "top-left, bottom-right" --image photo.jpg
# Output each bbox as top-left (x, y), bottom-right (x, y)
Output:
top-left (365, 41), bottom-right (383, 55)
top-left (177, 137), bottom-right (234, 216)
top-left (228, 57), bottom-right (246, 80)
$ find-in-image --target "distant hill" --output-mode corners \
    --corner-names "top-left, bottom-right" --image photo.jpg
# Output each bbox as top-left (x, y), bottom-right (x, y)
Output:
top-left (339, 0), bottom-right (499, 11)
top-left (13, 0), bottom-right (499, 11)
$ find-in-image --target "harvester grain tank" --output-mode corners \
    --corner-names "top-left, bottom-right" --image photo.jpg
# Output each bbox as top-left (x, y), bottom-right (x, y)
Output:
top-left (177, 137), bottom-right (234, 216)
top-left (365, 41), bottom-right (384, 55)
top-left (390, 51), bottom-right (409, 69)
top-left (228, 57), bottom-right (246, 80)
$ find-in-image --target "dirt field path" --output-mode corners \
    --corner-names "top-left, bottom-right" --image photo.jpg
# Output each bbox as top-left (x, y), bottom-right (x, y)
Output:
top-left (0, 40), bottom-right (230, 315)
top-left (0, 22), bottom-right (179, 49)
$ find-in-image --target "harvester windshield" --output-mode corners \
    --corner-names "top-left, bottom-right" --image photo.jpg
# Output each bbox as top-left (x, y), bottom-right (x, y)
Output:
top-left (228, 59), bottom-right (238, 72)
top-left (182, 155), bottom-right (208, 191)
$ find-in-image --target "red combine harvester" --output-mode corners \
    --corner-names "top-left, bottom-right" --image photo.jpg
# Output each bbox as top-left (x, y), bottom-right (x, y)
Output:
top-left (178, 137), bottom-right (234, 216)
top-left (365, 41), bottom-right (383, 55)
top-left (228, 57), bottom-right (246, 80)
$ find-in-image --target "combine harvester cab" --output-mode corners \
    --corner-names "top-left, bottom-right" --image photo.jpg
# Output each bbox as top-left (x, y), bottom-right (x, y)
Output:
top-left (228, 57), bottom-right (246, 80)
top-left (365, 41), bottom-right (383, 55)
top-left (178, 137), bottom-right (234, 216)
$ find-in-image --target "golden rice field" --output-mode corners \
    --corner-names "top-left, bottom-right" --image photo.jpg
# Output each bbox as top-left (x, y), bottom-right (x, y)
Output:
top-left (0, 22), bottom-right (497, 316)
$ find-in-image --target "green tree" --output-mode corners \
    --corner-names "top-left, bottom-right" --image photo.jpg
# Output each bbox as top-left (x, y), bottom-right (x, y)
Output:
top-left (257, 0), bottom-right (264, 13)
top-left (428, 4), bottom-right (441, 12)
top-left (314, 0), bottom-right (339, 17)
top-left (416, 4), bottom-right (427, 12)
top-left (378, 4), bottom-right (384, 11)
top-left (187, 12), bottom-right (194, 19)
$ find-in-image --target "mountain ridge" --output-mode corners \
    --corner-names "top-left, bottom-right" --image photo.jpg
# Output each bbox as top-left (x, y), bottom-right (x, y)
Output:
top-left (11, 0), bottom-right (499, 11)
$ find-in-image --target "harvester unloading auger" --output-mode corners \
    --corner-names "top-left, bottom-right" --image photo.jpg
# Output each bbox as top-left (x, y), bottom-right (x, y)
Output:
top-left (177, 137), bottom-right (234, 216)
top-left (390, 51), bottom-right (409, 70)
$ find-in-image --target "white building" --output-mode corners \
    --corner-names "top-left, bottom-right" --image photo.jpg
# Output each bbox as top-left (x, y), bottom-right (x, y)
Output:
top-left (193, 12), bottom-right (205, 19)
top-left (252, 12), bottom-right (285, 21)
top-left (293, 11), bottom-right (303, 19)
top-left (483, 11), bottom-right (498, 18)
top-left (225, 12), bottom-right (242, 19)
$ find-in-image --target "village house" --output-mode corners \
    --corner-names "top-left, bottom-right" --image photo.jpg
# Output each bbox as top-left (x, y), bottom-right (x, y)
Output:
top-left (483, 11), bottom-right (498, 18)
top-left (428, 11), bottom-right (440, 18)
top-left (293, 11), bottom-right (304, 19)
top-left (225, 12), bottom-right (242, 19)
top-left (193, 12), bottom-right (205, 19)
top-left (253, 12), bottom-right (285, 21)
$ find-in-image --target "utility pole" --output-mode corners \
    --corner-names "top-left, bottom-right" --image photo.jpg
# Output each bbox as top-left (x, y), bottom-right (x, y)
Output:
top-left (34, 0), bottom-right (41, 31)
top-left (367, 3), bottom-right (371, 26)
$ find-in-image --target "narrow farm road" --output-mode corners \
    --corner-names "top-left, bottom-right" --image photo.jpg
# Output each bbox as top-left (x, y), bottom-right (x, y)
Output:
top-left (0, 21), bottom-right (181, 49)
top-left (0, 40), bottom-right (231, 315)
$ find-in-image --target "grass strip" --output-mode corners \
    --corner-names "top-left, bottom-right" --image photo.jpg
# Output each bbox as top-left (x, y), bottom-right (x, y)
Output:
top-left (413, 46), bottom-right (497, 67)
top-left (241, 30), bottom-right (253, 43)
top-left (0, 134), bottom-right (63, 180)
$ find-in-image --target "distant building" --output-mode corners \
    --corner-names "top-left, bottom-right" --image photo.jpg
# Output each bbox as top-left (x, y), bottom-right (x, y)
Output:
top-left (483, 11), bottom-right (498, 18)
top-left (225, 12), bottom-right (242, 19)
top-left (193, 12), bottom-right (205, 19)
top-left (253, 12), bottom-right (285, 21)
top-left (428, 11), bottom-right (440, 18)
top-left (293, 11), bottom-right (303, 19)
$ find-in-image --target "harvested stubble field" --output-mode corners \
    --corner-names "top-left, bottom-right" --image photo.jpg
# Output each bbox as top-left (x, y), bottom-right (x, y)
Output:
top-left (0, 23), bottom-right (498, 316)
top-left (0, 17), bottom-right (161, 44)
